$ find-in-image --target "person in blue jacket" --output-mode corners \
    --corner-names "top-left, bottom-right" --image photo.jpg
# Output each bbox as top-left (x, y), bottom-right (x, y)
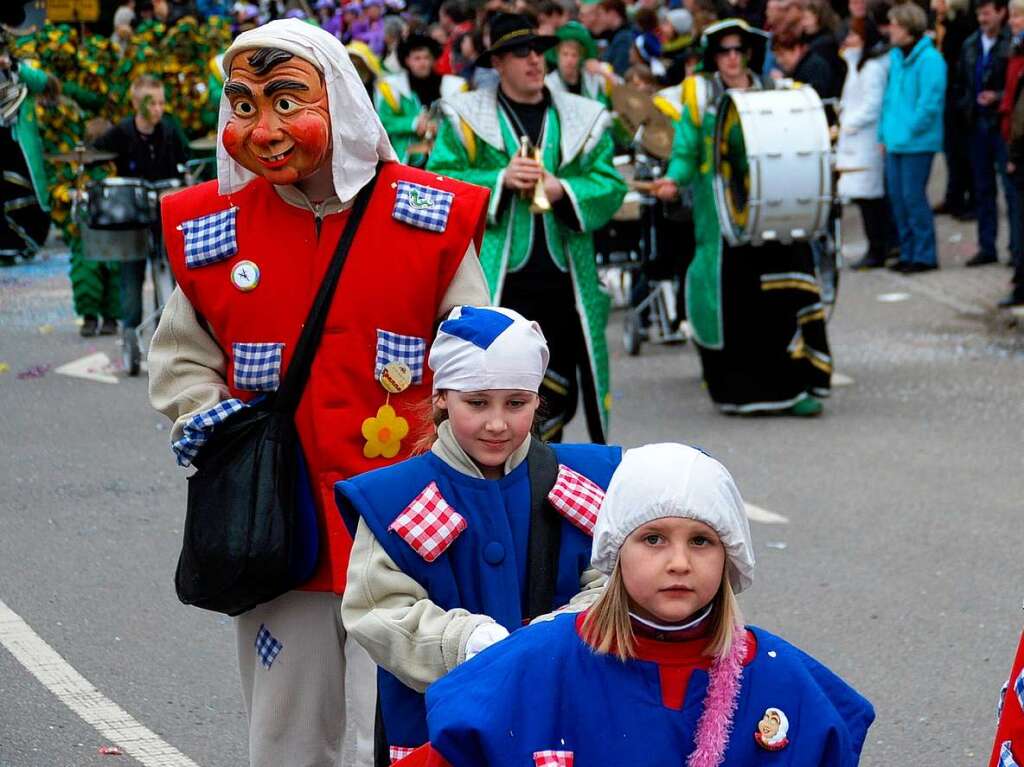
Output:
top-left (338, 305), bottom-right (622, 766)
top-left (878, 2), bottom-right (947, 273)
top-left (422, 443), bottom-right (875, 767)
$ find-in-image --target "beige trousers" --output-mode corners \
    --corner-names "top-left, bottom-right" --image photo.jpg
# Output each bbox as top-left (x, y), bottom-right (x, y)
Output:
top-left (236, 590), bottom-right (376, 767)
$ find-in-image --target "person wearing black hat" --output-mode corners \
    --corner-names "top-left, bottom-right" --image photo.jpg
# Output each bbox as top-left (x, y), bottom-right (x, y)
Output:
top-left (375, 33), bottom-right (467, 165)
top-left (428, 13), bottom-right (627, 443)
top-left (651, 18), bottom-right (833, 417)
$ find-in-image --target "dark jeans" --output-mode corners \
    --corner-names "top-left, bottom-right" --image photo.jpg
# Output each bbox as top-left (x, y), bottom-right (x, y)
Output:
top-left (969, 120), bottom-right (1022, 259)
top-left (1013, 172), bottom-right (1024, 295)
top-left (119, 225), bottom-right (161, 329)
top-left (886, 152), bottom-right (938, 266)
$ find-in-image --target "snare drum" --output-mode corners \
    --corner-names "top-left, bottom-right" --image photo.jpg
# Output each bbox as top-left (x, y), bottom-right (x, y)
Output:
top-left (85, 177), bottom-right (157, 231)
top-left (713, 86), bottom-right (832, 246)
top-left (76, 199), bottom-right (150, 262)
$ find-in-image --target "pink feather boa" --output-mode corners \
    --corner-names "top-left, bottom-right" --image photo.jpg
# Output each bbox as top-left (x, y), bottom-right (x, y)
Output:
top-left (686, 624), bottom-right (748, 767)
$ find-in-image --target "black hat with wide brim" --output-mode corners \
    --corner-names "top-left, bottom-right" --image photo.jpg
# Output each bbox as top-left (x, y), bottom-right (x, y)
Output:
top-left (475, 13), bottom-right (559, 68)
top-left (398, 33), bottom-right (442, 64)
top-left (700, 18), bottom-right (770, 75)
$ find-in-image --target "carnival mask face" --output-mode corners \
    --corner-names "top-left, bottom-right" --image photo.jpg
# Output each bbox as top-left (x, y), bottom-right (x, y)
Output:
top-left (222, 51), bottom-right (332, 186)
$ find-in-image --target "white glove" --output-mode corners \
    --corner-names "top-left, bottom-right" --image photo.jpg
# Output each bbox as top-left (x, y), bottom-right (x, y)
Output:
top-left (464, 622), bottom-right (510, 662)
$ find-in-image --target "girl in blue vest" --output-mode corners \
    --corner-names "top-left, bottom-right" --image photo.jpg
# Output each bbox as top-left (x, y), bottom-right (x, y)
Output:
top-left (337, 306), bottom-right (622, 765)
top-left (420, 443), bottom-right (875, 767)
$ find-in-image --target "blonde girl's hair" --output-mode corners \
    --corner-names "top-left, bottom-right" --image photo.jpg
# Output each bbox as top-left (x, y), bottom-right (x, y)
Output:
top-left (581, 564), bottom-right (743, 662)
top-left (1010, 0), bottom-right (1024, 15)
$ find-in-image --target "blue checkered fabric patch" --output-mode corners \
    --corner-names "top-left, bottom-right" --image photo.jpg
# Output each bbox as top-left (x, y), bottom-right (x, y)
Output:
top-left (255, 624), bottom-right (283, 670)
top-left (375, 329), bottom-right (425, 384)
top-left (392, 181), bottom-right (454, 233)
top-left (1000, 741), bottom-right (1019, 767)
top-left (171, 398), bottom-right (248, 467)
top-left (1016, 667), bottom-right (1024, 712)
top-left (181, 207), bottom-right (238, 268)
top-left (233, 342), bottom-right (284, 391)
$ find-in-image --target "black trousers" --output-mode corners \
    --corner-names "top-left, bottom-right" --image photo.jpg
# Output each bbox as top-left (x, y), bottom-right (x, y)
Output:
top-left (855, 197), bottom-right (890, 262)
top-left (502, 275), bottom-right (605, 444)
top-left (0, 126), bottom-right (49, 260)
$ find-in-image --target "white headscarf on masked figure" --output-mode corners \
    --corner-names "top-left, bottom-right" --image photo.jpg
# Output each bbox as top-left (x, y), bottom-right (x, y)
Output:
top-left (218, 18), bottom-right (397, 202)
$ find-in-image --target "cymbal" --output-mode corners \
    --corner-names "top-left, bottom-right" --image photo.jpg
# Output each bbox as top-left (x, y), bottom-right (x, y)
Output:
top-left (611, 84), bottom-right (656, 132)
top-left (640, 111), bottom-right (674, 161)
top-left (46, 148), bottom-right (118, 165)
top-left (189, 135), bottom-right (219, 151)
top-left (834, 166), bottom-right (869, 173)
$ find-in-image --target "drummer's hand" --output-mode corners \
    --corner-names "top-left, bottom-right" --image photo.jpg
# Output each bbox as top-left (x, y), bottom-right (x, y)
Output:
top-left (652, 178), bottom-right (679, 202)
top-left (978, 90), bottom-right (999, 107)
top-left (541, 172), bottom-right (565, 202)
top-left (504, 155), bottom-right (543, 191)
top-left (1009, 162), bottom-right (1017, 174)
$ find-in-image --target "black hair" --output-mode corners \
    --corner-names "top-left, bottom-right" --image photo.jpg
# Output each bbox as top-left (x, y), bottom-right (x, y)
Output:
top-left (975, 0), bottom-right (1008, 10)
top-left (246, 47), bottom-right (295, 76)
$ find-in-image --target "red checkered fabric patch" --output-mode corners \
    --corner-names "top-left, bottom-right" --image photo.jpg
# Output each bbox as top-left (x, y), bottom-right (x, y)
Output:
top-left (533, 750), bottom-right (574, 767)
top-left (547, 465), bottom-right (604, 536)
top-left (389, 482), bottom-right (467, 562)
top-left (389, 746), bottom-right (417, 764)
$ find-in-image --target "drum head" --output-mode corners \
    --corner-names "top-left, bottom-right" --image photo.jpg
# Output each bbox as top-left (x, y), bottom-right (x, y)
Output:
top-left (717, 98), bottom-right (750, 232)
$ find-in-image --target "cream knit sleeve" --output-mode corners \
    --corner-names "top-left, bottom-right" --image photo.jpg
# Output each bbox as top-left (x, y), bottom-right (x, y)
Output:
top-left (341, 519), bottom-right (496, 693)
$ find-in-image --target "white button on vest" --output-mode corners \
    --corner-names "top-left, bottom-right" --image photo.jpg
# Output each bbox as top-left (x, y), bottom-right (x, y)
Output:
top-left (231, 260), bottom-right (260, 291)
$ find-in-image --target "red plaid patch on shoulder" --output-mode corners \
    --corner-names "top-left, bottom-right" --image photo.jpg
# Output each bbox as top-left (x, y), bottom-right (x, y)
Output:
top-left (389, 482), bottom-right (467, 562)
top-left (388, 745), bottom-right (417, 764)
top-left (547, 465), bottom-right (604, 536)
top-left (533, 750), bottom-right (574, 767)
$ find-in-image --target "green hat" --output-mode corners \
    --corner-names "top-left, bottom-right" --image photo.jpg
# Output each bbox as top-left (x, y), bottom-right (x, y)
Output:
top-left (554, 21), bottom-right (598, 60)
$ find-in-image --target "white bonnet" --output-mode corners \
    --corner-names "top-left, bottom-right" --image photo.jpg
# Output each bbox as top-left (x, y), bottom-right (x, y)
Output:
top-left (591, 443), bottom-right (755, 593)
top-left (217, 19), bottom-right (396, 202)
top-left (429, 306), bottom-right (550, 393)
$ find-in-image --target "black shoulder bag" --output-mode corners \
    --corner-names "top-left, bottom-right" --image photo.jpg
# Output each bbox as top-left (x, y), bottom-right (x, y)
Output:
top-left (175, 174), bottom-right (378, 616)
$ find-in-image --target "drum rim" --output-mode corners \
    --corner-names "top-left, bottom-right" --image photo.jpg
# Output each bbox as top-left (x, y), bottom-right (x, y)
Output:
top-left (87, 177), bottom-right (154, 189)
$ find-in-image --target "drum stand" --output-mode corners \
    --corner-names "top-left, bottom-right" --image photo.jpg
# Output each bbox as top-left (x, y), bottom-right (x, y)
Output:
top-left (621, 147), bottom-right (688, 357)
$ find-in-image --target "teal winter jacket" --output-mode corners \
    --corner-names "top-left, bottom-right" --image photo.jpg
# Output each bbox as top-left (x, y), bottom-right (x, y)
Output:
top-left (878, 36), bottom-right (947, 153)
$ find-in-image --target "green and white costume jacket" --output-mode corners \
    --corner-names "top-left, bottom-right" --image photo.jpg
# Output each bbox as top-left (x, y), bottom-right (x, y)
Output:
top-left (427, 86), bottom-right (627, 433)
top-left (8, 61), bottom-right (51, 212)
top-left (375, 71), bottom-right (466, 166)
top-left (665, 71), bottom-right (773, 349)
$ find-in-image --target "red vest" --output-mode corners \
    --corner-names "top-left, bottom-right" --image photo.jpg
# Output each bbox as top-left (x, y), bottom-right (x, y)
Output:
top-left (162, 162), bottom-right (489, 593)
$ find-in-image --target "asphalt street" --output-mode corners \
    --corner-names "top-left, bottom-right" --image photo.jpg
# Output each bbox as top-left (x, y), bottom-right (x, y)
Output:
top-left (1, 192), bottom-right (1023, 766)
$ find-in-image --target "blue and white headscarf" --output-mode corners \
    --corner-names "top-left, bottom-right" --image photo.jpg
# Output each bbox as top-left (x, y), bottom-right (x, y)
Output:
top-left (429, 306), bottom-right (550, 394)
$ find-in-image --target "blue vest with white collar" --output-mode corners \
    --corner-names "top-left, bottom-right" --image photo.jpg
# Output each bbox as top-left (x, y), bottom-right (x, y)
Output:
top-left (335, 442), bottom-right (621, 755)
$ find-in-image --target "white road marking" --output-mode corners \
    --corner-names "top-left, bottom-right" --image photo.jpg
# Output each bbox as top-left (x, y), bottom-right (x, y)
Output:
top-left (877, 292), bottom-right (911, 303)
top-left (54, 352), bottom-right (119, 384)
top-left (745, 503), bottom-right (789, 525)
top-left (0, 598), bottom-right (199, 767)
top-left (832, 372), bottom-right (855, 387)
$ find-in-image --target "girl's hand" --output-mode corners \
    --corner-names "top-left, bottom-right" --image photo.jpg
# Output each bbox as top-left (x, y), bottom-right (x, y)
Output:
top-left (652, 178), bottom-right (679, 201)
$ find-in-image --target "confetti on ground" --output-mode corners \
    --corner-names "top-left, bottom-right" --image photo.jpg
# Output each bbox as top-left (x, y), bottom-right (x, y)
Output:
top-left (765, 541), bottom-right (788, 550)
top-left (877, 293), bottom-right (911, 303)
top-left (37, 324), bottom-right (54, 334)
top-left (948, 233), bottom-right (963, 243)
top-left (832, 372), bottom-right (854, 387)
top-left (16, 364), bottom-right (51, 380)
top-left (98, 745), bottom-right (124, 756)
top-left (0, 363), bottom-right (9, 374)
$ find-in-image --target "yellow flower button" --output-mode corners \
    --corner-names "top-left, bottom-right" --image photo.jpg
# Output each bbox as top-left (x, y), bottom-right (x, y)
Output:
top-left (361, 404), bottom-right (409, 459)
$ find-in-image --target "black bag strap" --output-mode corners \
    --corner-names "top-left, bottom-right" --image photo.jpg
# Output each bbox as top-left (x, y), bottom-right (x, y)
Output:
top-left (523, 438), bottom-right (562, 621)
top-left (274, 171), bottom-right (380, 415)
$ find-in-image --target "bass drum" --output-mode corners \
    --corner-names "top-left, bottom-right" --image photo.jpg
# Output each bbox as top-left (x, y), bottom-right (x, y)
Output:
top-left (713, 85), bottom-right (831, 247)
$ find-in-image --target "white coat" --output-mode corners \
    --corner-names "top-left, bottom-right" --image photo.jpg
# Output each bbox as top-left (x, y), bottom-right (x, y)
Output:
top-left (836, 47), bottom-right (889, 201)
